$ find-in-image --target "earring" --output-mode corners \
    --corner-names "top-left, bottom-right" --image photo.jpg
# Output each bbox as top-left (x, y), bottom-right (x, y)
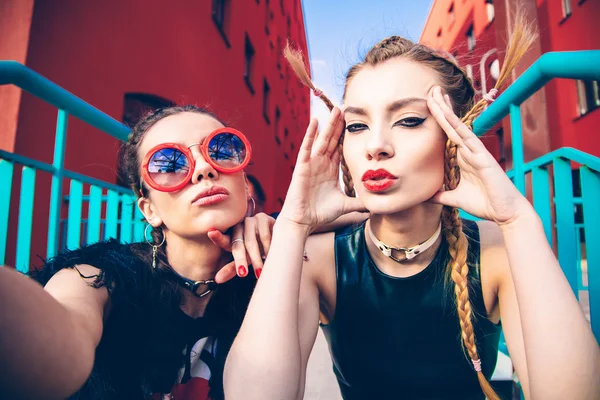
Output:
top-left (247, 197), bottom-right (256, 217)
top-left (145, 224), bottom-right (166, 269)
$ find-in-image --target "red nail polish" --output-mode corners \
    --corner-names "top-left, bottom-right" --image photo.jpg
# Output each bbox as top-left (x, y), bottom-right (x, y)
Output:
top-left (238, 265), bottom-right (247, 277)
top-left (256, 268), bottom-right (262, 279)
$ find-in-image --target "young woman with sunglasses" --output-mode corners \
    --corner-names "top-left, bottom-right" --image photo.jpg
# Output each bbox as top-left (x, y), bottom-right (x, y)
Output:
top-left (224, 17), bottom-right (600, 400)
top-left (0, 106), bottom-right (292, 400)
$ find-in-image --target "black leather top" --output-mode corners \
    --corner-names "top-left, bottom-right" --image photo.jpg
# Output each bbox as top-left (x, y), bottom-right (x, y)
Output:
top-left (321, 220), bottom-right (501, 399)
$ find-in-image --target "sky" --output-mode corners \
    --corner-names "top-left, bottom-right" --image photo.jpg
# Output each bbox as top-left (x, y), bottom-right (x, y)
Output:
top-left (302, 0), bottom-right (433, 126)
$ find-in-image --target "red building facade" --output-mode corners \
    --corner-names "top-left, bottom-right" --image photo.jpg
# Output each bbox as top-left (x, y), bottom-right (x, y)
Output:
top-left (1, 0), bottom-right (310, 264)
top-left (420, 0), bottom-right (600, 167)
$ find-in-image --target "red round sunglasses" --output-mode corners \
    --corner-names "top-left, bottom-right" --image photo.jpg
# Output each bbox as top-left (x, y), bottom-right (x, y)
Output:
top-left (140, 127), bottom-right (252, 193)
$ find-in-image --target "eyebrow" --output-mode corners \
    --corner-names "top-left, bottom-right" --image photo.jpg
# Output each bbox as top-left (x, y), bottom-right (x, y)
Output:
top-left (344, 97), bottom-right (428, 116)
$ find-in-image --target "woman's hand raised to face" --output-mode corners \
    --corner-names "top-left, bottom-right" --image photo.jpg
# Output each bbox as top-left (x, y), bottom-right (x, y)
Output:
top-left (279, 107), bottom-right (366, 233)
top-left (426, 86), bottom-right (533, 226)
top-left (208, 213), bottom-right (276, 282)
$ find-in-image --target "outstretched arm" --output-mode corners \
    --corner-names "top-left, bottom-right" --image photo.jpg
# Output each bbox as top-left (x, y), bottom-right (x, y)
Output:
top-left (0, 265), bottom-right (108, 399)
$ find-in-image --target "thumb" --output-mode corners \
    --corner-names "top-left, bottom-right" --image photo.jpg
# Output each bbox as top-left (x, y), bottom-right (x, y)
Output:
top-left (428, 190), bottom-right (459, 208)
top-left (342, 196), bottom-right (367, 214)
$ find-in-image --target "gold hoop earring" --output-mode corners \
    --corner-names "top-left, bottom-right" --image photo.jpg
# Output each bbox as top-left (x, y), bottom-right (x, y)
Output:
top-left (145, 224), bottom-right (166, 269)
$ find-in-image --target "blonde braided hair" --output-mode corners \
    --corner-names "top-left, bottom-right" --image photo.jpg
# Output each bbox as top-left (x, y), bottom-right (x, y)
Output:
top-left (285, 11), bottom-right (535, 399)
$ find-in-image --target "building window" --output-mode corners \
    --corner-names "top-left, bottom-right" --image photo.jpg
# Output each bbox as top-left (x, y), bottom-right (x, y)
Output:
top-left (284, 127), bottom-right (289, 139)
top-left (265, 0), bottom-right (270, 34)
top-left (576, 80), bottom-right (600, 116)
top-left (277, 37), bottom-right (282, 71)
top-left (466, 24), bottom-right (475, 51)
top-left (212, 0), bottom-right (231, 48)
top-left (448, 3), bottom-right (455, 26)
top-left (287, 16), bottom-right (291, 38)
top-left (294, 0), bottom-right (298, 21)
top-left (275, 136), bottom-right (281, 145)
top-left (280, 0), bottom-right (285, 14)
top-left (275, 106), bottom-right (281, 138)
top-left (244, 34), bottom-right (255, 94)
top-left (562, 0), bottom-right (572, 18)
top-left (122, 93), bottom-right (175, 128)
top-left (436, 29), bottom-right (442, 47)
top-left (263, 78), bottom-right (271, 124)
top-left (486, 0), bottom-right (495, 23)
top-left (496, 128), bottom-right (505, 163)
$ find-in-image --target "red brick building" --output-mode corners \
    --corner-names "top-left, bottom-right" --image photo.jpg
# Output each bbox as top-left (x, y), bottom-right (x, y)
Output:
top-left (420, 0), bottom-right (600, 168)
top-left (0, 0), bottom-right (310, 264)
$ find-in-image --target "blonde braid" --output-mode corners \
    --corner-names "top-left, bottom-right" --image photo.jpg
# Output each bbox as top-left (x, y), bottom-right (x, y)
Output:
top-left (438, 15), bottom-right (536, 399)
top-left (339, 139), bottom-right (356, 197)
top-left (442, 141), bottom-right (500, 400)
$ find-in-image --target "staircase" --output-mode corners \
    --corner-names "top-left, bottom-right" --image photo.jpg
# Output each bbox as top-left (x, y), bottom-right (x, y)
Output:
top-left (1, 51), bottom-right (599, 398)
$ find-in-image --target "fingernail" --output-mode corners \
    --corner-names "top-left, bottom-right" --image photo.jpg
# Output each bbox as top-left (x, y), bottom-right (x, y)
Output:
top-left (256, 268), bottom-right (262, 279)
top-left (238, 265), bottom-right (247, 277)
top-left (208, 228), bottom-right (217, 233)
top-left (261, 255), bottom-right (266, 260)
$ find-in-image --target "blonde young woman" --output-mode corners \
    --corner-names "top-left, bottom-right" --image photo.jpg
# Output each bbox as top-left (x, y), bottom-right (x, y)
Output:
top-left (224, 17), bottom-right (600, 400)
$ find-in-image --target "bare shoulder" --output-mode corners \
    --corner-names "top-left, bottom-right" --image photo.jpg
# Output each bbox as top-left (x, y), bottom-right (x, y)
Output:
top-left (45, 264), bottom-right (111, 324)
top-left (303, 232), bottom-right (337, 321)
top-left (303, 232), bottom-right (336, 281)
top-left (477, 221), bottom-right (512, 293)
top-left (45, 264), bottom-right (108, 295)
top-left (476, 220), bottom-right (505, 248)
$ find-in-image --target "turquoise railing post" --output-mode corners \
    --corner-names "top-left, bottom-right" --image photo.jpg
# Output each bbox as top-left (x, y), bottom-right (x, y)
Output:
top-left (0, 160), bottom-right (14, 265)
top-left (509, 104), bottom-right (526, 195)
top-left (133, 203), bottom-right (144, 242)
top-left (580, 166), bottom-right (600, 341)
top-left (86, 186), bottom-right (102, 245)
top-left (15, 167), bottom-right (36, 272)
top-left (531, 166), bottom-right (552, 244)
top-left (104, 190), bottom-right (119, 240)
top-left (47, 109), bottom-right (69, 258)
top-left (553, 158), bottom-right (578, 297)
top-left (67, 180), bottom-right (83, 250)
top-left (119, 195), bottom-right (134, 243)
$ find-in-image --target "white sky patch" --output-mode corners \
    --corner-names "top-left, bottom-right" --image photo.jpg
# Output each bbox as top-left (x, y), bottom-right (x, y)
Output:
top-left (311, 59), bottom-right (328, 68)
top-left (309, 58), bottom-right (342, 128)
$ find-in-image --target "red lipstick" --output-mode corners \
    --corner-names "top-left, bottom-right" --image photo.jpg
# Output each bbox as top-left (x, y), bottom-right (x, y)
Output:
top-left (191, 186), bottom-right (230, 206)
top-left (361, 169), bottom-right (397, 192)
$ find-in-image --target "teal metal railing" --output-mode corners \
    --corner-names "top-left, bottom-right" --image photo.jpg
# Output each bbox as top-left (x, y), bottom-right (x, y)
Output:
top-left (470, 51), bottom-right (600, 344)
top-left (0, 60), bottom-right (144, 272)
top-left (0, 51), bottom-right (598, 344)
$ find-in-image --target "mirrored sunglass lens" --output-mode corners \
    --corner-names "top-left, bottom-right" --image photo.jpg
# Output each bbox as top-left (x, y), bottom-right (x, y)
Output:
top-left (147, 148), bottom-right (190, 188)
top-left (208, 133), bottom-right (247, 169)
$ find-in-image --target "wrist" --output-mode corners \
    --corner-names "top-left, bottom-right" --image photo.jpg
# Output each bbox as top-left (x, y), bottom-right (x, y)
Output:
top-left (274, 216), bottom-right (312, 237)
top-left (498, 203), bottom-right (542, 234)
